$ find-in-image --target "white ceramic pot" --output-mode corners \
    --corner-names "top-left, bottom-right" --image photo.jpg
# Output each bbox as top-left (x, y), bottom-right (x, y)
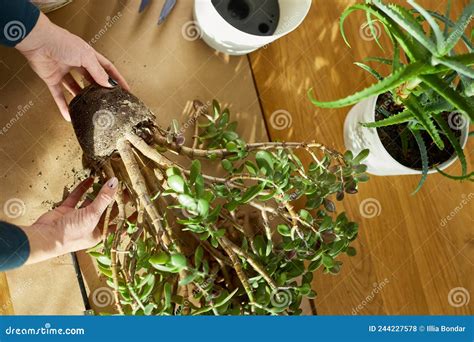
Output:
top-left (193, 0), bottom-right (311, 55)
top-left (343, 96), bottom-right (469, 176)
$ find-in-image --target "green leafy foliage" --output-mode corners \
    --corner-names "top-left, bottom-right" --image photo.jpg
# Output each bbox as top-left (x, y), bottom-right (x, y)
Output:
top-left (310, 0), bottom-right (473, 190)
top-left (89, 101), bottom-right (368, 316)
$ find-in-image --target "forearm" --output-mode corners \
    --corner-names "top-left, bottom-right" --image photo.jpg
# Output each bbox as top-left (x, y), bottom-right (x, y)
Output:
top-left (15, 11), bottom-right (55, 53)
top-left (0, 0), bottom-right (40, 47)
top-left (0, 221), bottom-right (75, 270)
top-left (20, 223), bottom-right (68, 265)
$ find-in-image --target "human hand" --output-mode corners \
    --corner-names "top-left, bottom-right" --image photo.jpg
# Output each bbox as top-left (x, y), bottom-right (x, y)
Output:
top-left (22, 177), bottom-right (118, 265)
top-left (15, 12), bottom-right (130, 121)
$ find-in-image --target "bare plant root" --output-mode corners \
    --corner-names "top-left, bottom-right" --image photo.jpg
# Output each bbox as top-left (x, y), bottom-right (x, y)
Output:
top-left (69, 84), bottom-right (368, 315)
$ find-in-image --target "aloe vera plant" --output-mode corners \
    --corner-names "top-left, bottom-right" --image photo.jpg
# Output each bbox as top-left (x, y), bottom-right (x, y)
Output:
top-left (309, 0), bottom-right (473, 191)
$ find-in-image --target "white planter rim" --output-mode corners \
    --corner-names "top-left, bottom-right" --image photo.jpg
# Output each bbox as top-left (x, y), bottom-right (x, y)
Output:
top-left (364, 95), bottom-right (469, 175)
top-left (194, 0), bottom-right (311, 55)
top-left (202, 1), bottom-right (294, 40)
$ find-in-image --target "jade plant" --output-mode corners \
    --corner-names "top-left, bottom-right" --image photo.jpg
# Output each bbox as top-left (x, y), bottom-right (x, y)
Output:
top-left (69, 84), bottom-right (368, 315)
top-left (309, 0), bottom-right (473, 191)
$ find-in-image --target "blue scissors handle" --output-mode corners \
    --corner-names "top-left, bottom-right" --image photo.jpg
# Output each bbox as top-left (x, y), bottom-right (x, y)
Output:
top-left (158, 0), bottom-right (177, 24)
top-left (138, 0), bottom-right (150, 13)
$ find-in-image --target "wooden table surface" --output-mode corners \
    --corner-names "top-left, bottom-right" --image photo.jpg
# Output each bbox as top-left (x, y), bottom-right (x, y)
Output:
top-left (249, 0), bottom-right (473, 314)
top-left (1, 0), bottom-right (472, 315)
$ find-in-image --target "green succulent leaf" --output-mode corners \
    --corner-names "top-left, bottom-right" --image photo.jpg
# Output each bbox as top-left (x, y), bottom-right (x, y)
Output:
top-left (407, 0), bottom-right (445, 52)
top-left (255, 150), bottom-right (275, 175)
top-left (372, 0), bottom-right (437, 54)
top-left (168, 175), bottom-right (185, 193)
top-left (189, 160), bottom-right (201, 185)
top-left (149, 252), bottom-right (170, 266)
top-left (362, 109), bottom-right (412, 128)
top-left (410, 129), bottom-right (429, 194)
top-left (309, 62), bottom-right (428, 108)
top-left (354, 62), bottom-right (383, 80)
top-left (402, 95), bottom-right (444, 149)
top-left (432, 56), bottom-right (474, 79)
top-left (432, 114), bottom-right (467, 177)
top-left (421, 74), bottom-right (473, 121)
top-left (441, 1), bottom-right (474, 54)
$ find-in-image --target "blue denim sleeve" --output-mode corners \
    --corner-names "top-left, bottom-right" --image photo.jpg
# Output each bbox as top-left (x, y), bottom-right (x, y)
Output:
top-left (1, 0), bottom-right (40, 47)
top-left (0, 221), bottom-right (30, 271)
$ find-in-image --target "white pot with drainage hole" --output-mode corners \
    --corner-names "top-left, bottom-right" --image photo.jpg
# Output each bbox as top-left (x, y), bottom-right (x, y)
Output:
top-left (193, 0), bottom-right (311, 55)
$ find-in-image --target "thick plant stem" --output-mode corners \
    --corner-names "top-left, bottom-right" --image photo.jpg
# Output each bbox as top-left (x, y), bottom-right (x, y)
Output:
top-left (125, 132), bottom-right (173, 169)
top-left (218, 237), bottom-right (254, 303)
top-left (102, 160), bottom-right (117, 241)
top-left (154, 132), bottom-right (334, 159)
top-left (260, 208), bottom-right (273, 244)
top-left (117, 139), bottom-right (170, 246)
top-left (222, 237), bottom-right (278, 290)
top-left (192, 234), bottom-right (232, 266)
top-left (110, 184), bottom-right (126, 315)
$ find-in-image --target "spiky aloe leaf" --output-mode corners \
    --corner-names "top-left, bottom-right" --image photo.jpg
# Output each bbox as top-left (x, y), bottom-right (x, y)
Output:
top-left (431, 53), bottom-right (474, 75)
top-left (354, 62), bottom-right (383, 80)
top-left (432, 55), bottom-right (474, 79)
top-left (400, 128), bottom-right (410, 156)
top-left (432, 114), bottom-right (467, 176)
top-left (408, 0), bottom-right (445, 53)
top-left (308, 61), bottom-right (428, 108)
top-left (362, 109), bottom-right (412, 127)
top-left (425, 100), bottom-right (453, 113)
top-left (340, 2), bottom-right (428, 61)
top-left (436, 168), bottom-right (474, 181)
top-left (461, 75), bottom-right (474, 96)
top-left (372, 0), bottom-right (437, 55)
top-left (403, 95), bottom-right (444, 149)
top-left (444, 0), bottom-right (452, 36)
top-left (364, 56), bottom-right (392, 64)
top-left (366, 11), bottom-right (385, 50)
top-left (442, 1), bottom-right (474, 54)
top-left (392, 40), bottom-right (401, 71)
top-left (420, 74), bottom-right (474, 121)
top-left (426, 10), bottom-right (473, 52)
top-left (339, 4), bottom-right (389, 48)
top-left (410, 128), bottom-right (429, 194)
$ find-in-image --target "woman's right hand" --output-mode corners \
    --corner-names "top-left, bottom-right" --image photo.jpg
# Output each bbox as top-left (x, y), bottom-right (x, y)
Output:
top-left (15, 12), bottom-right (130, 121)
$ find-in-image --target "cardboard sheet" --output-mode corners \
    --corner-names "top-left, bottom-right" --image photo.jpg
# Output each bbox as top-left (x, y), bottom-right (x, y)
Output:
top-left (0, 0), bottom-right (267, 314)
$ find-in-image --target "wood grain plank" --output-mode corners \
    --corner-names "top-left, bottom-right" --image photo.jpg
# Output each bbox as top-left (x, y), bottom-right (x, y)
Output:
top-left (0, 273), bottom-right (14, 315)
top-left (250, 0), bottom-right (473, 315)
